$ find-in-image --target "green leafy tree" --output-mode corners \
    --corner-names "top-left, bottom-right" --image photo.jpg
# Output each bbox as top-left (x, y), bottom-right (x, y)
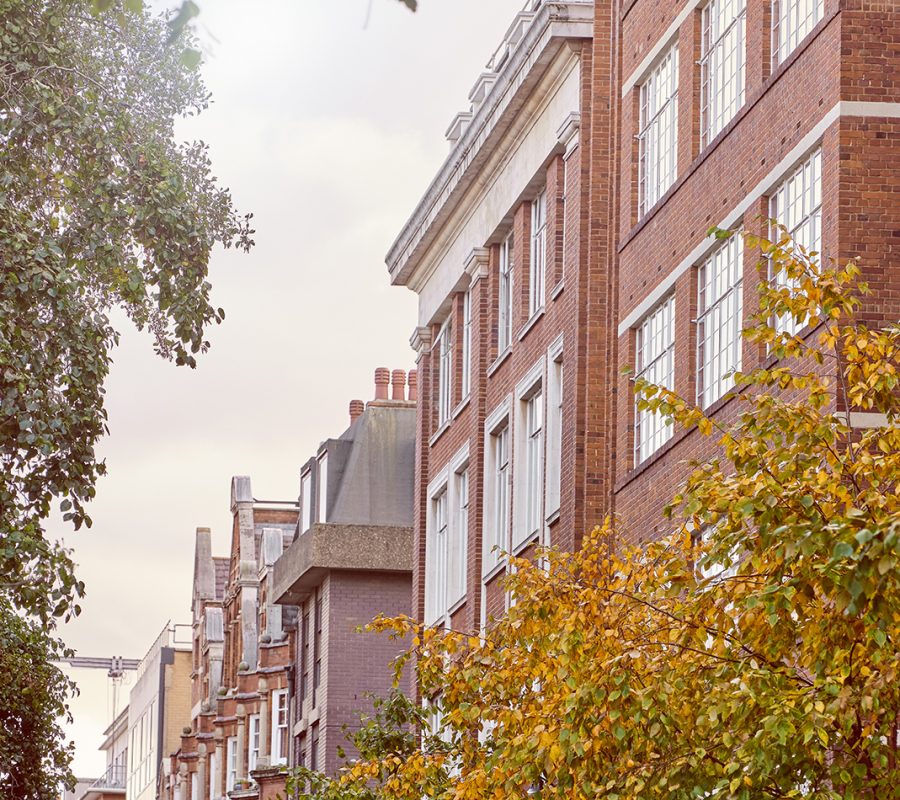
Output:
top-left (1, 0), bottom-right (252, 793)
top-left (312, 233), bottom-right (900, 799)
top-left (0, 597), bottom-right (76, 800)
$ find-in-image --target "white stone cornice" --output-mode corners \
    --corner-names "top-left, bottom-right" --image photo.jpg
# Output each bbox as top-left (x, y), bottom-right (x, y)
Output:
top-left (409, 326), bottom-right (433, 360)
top-left (556, 111), bottom-right (581, 154)
top-left (464, 247), bottom-right (490, 284)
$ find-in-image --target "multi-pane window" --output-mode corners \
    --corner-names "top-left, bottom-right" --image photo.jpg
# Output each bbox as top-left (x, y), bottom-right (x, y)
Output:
top-left (248, 713), bottom-right (260, 773)
top-left (300, 470), bottom-right (312, 533)
top-left (773, 0), bottom-right (824, 65)
top-left (701, 0), bottom-right (746, 146)
top-left (635, 296), bottom-right (676, 463)
top-left (638, 43), bottom-right (679, 216)
top-left (313, 590), bottom-right (323, 703)
top-left (310, 722), bottom-right (320, 772)
top-left (530, 191), bottom-right (547, 315)
top-left (491, 425), bottom-right (510, 565)
top-left (271, 689), bottom-right (289, 765)
top-left (546, 356), bottom-right (563, 516)
top-left (426, 489), bottom-right (449, 625)
top-left (226, 736), bottom-right (238, 791)
top-left (436, 320), bottom-right (452, 426)
top-left (698, 236), bottom-right (743, 408)
top-left (769, 148), bottom-right (822, 336)
top-left (461, 290), bottom-right (471, 399)
top-left (559, 159), bottom-right (568, 284)
top-left (300, 606), bottom-right (310, 709)
top-left (524, 392), bottom-right (544, 538)
top-left (316, 452), bottom-right (328, 523)
top-left (498, 234), bottom-right (514, 352)
top-left (451, 469), bottom-right (468, 605)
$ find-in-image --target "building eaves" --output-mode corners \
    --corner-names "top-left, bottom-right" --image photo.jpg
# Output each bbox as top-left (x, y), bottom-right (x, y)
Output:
top-left (384, 0), bottom-right (593, 288)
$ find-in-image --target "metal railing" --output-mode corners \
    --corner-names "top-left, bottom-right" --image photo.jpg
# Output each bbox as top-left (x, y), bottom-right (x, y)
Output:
top-left (89, 764), bottom-right (126, 790)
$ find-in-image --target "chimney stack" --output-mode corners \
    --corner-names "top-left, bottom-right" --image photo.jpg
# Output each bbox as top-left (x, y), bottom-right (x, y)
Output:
top-left (391, 369), bottom-right (406, 401)
top-left (374, 367), bottom-right (390, 400)
top-left (407, 369), bottom-right (417, 402)
top-left (349, 399), bottom-right (364, 424)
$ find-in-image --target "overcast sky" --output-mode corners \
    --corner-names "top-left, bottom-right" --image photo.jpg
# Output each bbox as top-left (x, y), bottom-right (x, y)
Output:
top-left (57, 0), bottom-right (524, 778)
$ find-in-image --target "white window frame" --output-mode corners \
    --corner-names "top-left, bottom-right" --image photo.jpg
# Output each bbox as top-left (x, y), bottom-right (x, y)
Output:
top-left (559, 157), bottom-right (569, 285)
top-left (529, 190), bottom-right (547, 315)
top-left (701, 0), bottom-right (746, 147)
top-left (512, 359), bottom-right (545, 551)
top-left (226, 736), bottom-right (237, 792)
top-left (498, 233), bottom-right (514, 353)
top-left (638, 42), bottom-right (679, 216)
top-left (482, 399), bottom-right (512, 575)
top-left (271, 689), bottom-right (289, 766)
top-left (425, 485), bottom-right (449, 626)
top-left (461, 289), bottom-right (472, 399)
top-left (435, 319), bottom-right (452, 426)
top-left (697, 235), bottom-right (743, 408)
top-left (634, 295), bottom-right (676, 463)
top-left (248, 713), bottom-right (260, 773)
top-left (209, 752), bottom-right (217, 799)
top-left (316, 452), bottom-right (328, 524)
top-left (300, 470), bottom-right (312, 533)
top-left (449, 447), bottom-right (469, 609)
top-left (772, 0), bottom-right (824, 66)
top-left (545, 336), bottom-right (564, 518)
top-left (769, 147), bottom-right (822, 337)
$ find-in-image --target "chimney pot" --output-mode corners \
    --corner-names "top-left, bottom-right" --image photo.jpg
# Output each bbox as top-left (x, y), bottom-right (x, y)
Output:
top-left (349, 399), bottom-right (364, 423)
top-left (391, 369), bottom-right (406, 400)
top-left (374, 367), bottom-right (390, 400)
top-left (407, 369), bottom-right (417, 402)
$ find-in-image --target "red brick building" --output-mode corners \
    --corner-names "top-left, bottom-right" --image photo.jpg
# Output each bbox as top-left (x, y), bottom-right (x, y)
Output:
top-left (272, 369), bottom-right (416, 778)
top-left (612, 0), bottom-right (900, 541)
top-left (387, 0), bottom-right (899, 630)
top-left (166, 478), bottom-right (299, 800)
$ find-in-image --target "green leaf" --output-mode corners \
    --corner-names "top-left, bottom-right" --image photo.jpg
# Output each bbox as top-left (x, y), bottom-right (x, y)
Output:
top-left (181, 47), bottom-right (202, 69)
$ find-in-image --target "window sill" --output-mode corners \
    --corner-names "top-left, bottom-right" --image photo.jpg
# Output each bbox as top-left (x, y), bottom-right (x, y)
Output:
top-left (428, 420), bottom-right (451, 448)
top-left (550, 281), bottom-right (564, 301)
top-left (482, 558), bottom-right (507, 585)
top-left (517, 307), bottom-right (545, 342)
top-left (487, 346), bottom-right (512, 377)
top-left (452, 395), bottom-right (470, 419)
top-left (511, 531), bottom-right (540, 557)
top-left (545, 507), bottom-right (560, 526)
top-left (447, 595), bottom-right (467, 618)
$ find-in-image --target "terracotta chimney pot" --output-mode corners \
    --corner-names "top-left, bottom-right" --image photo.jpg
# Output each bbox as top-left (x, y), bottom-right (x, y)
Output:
top-left (407, 369), bottom-right (417, 402)
top-left (374, 367), bottom-right (390, 400)
top-left (391, 369), bottom-right (406, 400)
top-left (349, 399), bottom-right (364, 424)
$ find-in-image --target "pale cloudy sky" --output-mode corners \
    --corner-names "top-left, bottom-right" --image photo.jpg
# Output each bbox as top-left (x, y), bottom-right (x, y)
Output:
top-left (58, 0), bottom-right (524, 777)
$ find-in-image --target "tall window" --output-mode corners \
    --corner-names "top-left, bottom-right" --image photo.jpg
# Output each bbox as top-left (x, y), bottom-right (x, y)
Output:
top-left (461, 290), bottom-right (472, 399)
top-left (300, 605), bottom-right (310, 709)
top-left (524, 392), bottom-right (544, 538)
top-left (546, 355), bottom-right (563, 516)
top-left (635, 296), bottom-right (676, 463)
top-left (226, 736), bottom-right (237, 791)
top-left (639, 43), bottom-right (679, 216)
top-left (451, 469), bottom-right (468, 605)
top-left (529, 191), bottom-right (547, 315)
top-left (271, 689), bottom-right (289, 765)
top-left (300, 470), bottom-right (312, 533)
top-left (698, 236), bottom-right (743, 408)
top-left (426, 489), bottom-right (449, 625)
top-left (310, 723), bottom-right (320, 772)
top-left (313, 590), bottom-right (323, 703)
top-left (769, 148), bottom-right (822, 336)
top-left (498, 234), bottom-right (514, 352)
top-left (435, 320), bottom-right (452, 426)
top-left (248, 713), bottom-right (260, 772)
top-left (488, 425), bottom-right (510, 568)
top-left (701, 0), bottom-right (746, 146)
top-left (209, 752), bottom-right (217, 799)
top-left (316, 452), bottom-right (328, 523)
top-left (773, 0), bottom-right (823, 65)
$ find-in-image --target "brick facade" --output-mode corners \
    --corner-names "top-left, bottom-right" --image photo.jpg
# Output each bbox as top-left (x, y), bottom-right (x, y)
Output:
top-left (386, 0), bottom-right (899, 633)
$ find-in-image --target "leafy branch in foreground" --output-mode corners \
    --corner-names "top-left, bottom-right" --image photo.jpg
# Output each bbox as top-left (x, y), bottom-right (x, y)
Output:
top-left (305, 232), bottom-right (900, 799)
top-left (0, 0), bottom-right (253, 624)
